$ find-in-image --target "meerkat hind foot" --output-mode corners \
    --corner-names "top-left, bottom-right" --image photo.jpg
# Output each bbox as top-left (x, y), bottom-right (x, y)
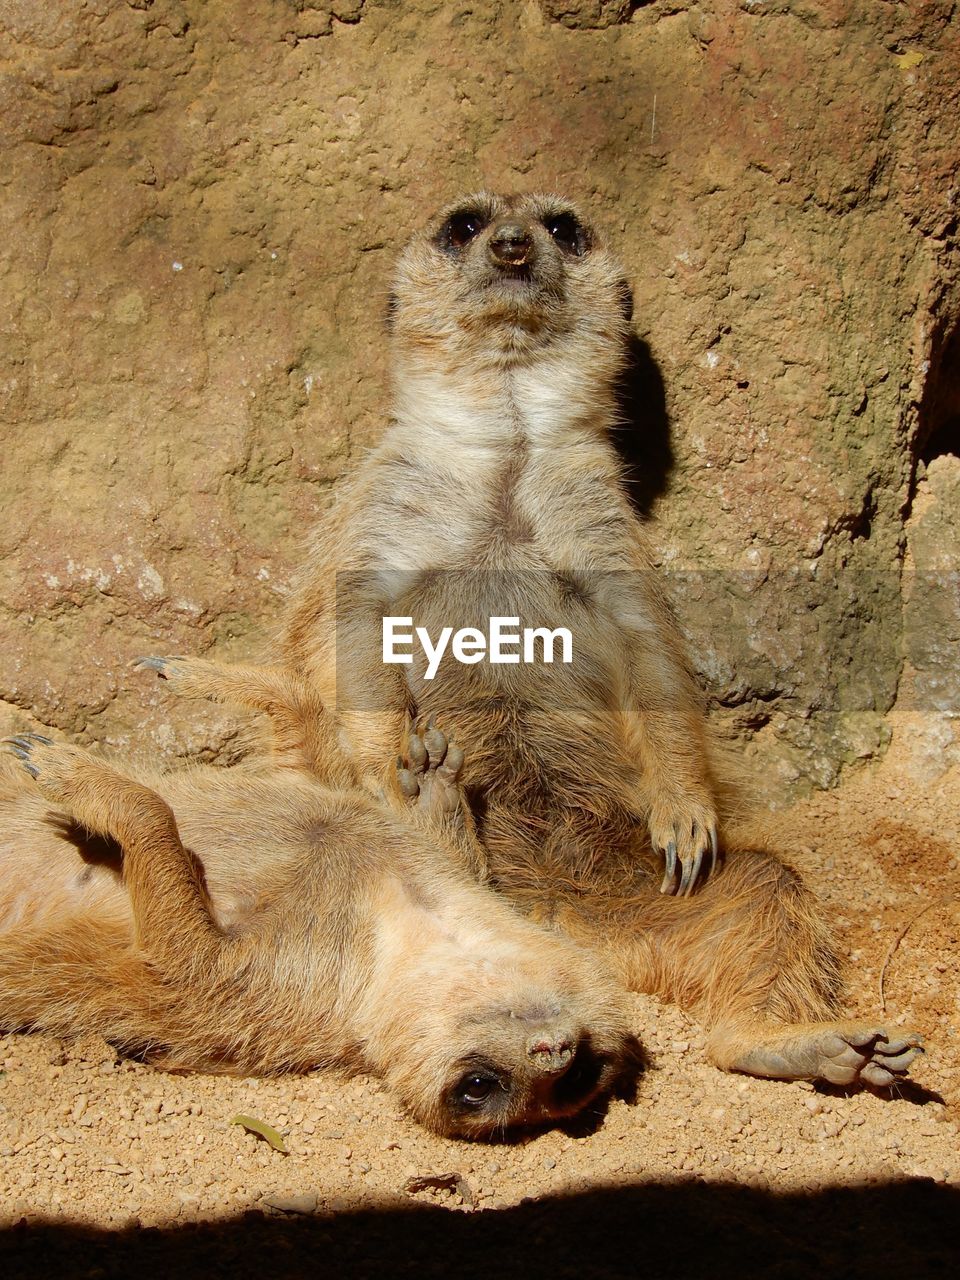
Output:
top-left (396, 724), bottom-right (464, 818)
top-left (133, 654), bottom-right (230, 702)
top-left (134, 654), bottom-right (185, 680)
top-left (715, 1021), bottom-right (923, 1089)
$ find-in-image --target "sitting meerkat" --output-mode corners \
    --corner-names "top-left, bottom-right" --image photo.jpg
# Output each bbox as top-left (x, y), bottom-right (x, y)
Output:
top-left (0, 689), bottom-right (637, 1139)
top-left (284, 191), bottom-right (721, 897)
top-left (137, 656), bottom-right (922, 1091)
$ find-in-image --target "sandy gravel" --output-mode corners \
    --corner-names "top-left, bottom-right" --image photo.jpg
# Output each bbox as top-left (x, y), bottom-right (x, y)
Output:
top-left (1, 719), bottom-right (958, 1276)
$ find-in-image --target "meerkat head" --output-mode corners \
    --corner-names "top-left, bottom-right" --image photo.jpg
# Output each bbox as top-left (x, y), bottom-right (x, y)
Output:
top-left (389, 191), bottom-right (633, 370)
top-left (428, 987), bottom-right (639, 1140)
top-left (382, 956), bottom-right (639, 1139)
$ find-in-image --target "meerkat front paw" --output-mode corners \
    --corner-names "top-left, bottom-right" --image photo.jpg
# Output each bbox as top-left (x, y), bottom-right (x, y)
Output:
top-left (648, 793), bottom-right (719, 897)
top-left (396, 721), bottom-right (465, 819)
top-left (2, 734), bottom-right (90, 808)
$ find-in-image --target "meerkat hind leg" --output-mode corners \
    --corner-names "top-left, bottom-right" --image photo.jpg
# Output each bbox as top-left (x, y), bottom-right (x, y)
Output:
top-left (710, 1020), bottom-right (923, 1088)
top-left (394, 724), bottom-right (487, 880)
top-left (598, 848), bottom-right (926, 1091)
top-left (134, 654), bottom-right (314, 718)
top-left (134, 655), bottom-right (356, 788)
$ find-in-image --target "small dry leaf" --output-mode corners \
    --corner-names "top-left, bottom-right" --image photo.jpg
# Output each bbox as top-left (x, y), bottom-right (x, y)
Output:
top-left (231, 1113), bottom-right (288, 1154)
top-left (893, 51), bottom-right (924, 70)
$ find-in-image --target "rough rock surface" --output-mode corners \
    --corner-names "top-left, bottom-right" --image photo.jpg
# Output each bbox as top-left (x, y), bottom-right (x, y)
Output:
top-left (0, 6), bottom-right (959, 1261)
top-left (0, 0), bottom-right (958, 797)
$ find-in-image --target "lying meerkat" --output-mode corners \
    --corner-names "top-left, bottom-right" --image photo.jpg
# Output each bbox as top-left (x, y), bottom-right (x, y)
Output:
top-left (284, 191), bottom-right (719, 896)
top-left (138, 656), bottom-right (923, 1091)
top-left (0, 699), bottom-right (637, 1139)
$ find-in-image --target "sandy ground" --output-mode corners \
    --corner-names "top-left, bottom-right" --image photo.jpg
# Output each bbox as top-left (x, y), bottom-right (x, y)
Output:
top-left (1, 720), bottom-right (958, 1277)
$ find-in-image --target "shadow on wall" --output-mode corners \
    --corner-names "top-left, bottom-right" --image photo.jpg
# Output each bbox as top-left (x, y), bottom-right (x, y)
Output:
top-left (611, 333), bottom-right (674, 520)
top-left (2, 1178), bottom-right (957, 1279)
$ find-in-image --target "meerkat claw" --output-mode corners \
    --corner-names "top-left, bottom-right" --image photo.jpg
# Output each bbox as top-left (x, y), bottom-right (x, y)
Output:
top-left (422, 725), bottom-right (448, 767)
top-left (9, 733), bottom-right (53, 747)
top-left (440, 742), bottom-right (465, 780)
top-left (2, 736), bottom-right (43, 777)
top-left (861, 1063), bottom-right (896, 1087)
top-left (874, 1034), bottom-right (920, 1056)
top-left (133, 655), bottom-right (176, 676)
top-left (679, 846), bottom-right (704, 897)
top-left (873, 1045), bottom-right (924, 1072)
top-left (660, 841), bottom-right (678, 894)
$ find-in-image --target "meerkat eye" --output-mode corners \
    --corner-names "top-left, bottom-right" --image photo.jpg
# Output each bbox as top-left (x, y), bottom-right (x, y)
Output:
top-left (542, 212), bottom-right (587, 256)
top-left (438, 210), bottom-right (487, 252)
top-left (455, 1071), bottom-right (500, 1106)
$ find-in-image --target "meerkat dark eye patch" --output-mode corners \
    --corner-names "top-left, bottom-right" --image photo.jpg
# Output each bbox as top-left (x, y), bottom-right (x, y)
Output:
top-left (437, 210), bottom-right (488, 252)
top-left (451, 1068), bottom-right (504, 1108)
top-left (542, 211), bottom-right (588, 256)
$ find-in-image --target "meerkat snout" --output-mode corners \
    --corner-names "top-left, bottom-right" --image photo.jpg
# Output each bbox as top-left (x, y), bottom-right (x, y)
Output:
top-left (488, 220), bottom-right (535, 267)
top-left (526, 1029), bottom-right (575, 1073)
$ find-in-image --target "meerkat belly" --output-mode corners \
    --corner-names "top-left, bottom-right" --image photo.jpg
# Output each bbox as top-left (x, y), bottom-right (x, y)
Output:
top-left (158, 773), bottom-right (385, 936)
top-left (391, 566), bottom-right (645, 814)
top-left (360, 440), bottom-right (650, 811)
top-left (0, 795), bottom-right (131, 933)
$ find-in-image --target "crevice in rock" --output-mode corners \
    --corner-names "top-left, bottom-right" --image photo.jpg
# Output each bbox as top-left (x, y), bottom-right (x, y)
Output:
top-left (897, 304), bottom-right (960, 752)
top-left (916, 316), bottom-right (960, 467)
top-left (920, 414), bottom-right (960, 466)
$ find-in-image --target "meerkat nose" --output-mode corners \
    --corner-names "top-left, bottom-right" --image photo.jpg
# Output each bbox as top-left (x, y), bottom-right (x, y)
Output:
top-left (526, 1030), bottom-right (576, 1074)
top-left (489, 222), bottom-right (534, 266)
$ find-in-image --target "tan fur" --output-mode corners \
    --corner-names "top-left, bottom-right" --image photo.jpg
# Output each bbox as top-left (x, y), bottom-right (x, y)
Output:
top-left (0, 707), bottom-right (636, 1139)
top-left (277, 193), bottom-right (922, 1087)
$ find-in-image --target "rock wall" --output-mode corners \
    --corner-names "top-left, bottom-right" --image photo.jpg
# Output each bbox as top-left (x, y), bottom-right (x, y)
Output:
top-left (1, 0), bottom-right (958, 798)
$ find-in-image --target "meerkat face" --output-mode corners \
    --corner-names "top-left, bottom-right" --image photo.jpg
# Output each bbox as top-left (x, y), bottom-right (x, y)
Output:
top-left (433, 997), bottom-right (638, 1139)
top-left (387, 971), bottom-right (638, 1139)
top-left (390, 191), bottom-right (633, 365)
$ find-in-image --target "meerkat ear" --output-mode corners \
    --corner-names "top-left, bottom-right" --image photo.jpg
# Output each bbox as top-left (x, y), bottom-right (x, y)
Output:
top-left (384, 291), bottom-right (400, 331)
top-left (616, 280), bottom-right (634, 323)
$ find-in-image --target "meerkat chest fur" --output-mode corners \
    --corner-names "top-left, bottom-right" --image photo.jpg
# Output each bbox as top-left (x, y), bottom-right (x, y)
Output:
top-left (366, 353), bottom-right (633, 574)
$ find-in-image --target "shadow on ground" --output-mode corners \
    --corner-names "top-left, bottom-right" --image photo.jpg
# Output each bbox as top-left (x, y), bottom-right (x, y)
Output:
top-left (2, 1178), bottom-right (957, 1280)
